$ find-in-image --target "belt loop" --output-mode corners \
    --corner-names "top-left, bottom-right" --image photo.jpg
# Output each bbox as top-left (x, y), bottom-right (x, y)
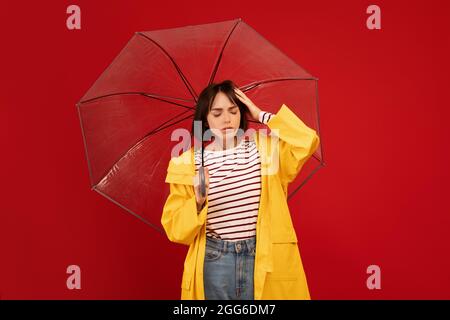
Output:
top-left (223, 239), bottom-right (227, 254)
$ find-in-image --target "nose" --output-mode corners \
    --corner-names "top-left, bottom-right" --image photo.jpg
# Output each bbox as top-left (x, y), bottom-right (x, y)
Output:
top-left (223, 112), bottom-right (231, 124)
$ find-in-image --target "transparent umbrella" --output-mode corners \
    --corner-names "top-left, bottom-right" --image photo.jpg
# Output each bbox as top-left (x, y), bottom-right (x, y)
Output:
top-left (76, 18), bottom-right (324, 232)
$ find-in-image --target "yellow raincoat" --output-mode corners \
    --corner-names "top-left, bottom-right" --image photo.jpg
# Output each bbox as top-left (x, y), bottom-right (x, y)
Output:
top-left (161, 104), bottom-right (320, 300)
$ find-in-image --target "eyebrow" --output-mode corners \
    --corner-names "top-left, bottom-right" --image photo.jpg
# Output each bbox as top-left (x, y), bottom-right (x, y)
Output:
top-left (211, 105), bottom-right (238, 111)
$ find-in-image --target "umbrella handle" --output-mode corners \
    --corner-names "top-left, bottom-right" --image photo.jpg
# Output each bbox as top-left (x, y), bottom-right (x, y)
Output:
top-left (199, 166), bottom-right (206, 198)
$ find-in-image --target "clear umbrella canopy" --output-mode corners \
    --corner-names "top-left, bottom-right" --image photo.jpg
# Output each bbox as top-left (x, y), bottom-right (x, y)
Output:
top-left (77, 18), bottom-right (324, 231)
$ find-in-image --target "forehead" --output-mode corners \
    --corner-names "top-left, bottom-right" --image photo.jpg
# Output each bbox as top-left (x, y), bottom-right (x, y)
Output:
top-left (211, 92), bottom-right (236, 109)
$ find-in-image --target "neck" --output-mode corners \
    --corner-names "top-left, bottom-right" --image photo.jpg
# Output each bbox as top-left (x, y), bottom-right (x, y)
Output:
top-left (212, 135), bottom-right (239, 151)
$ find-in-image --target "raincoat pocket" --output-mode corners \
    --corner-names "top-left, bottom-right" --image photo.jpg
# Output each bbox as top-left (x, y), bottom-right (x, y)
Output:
top-left (271, 230), bottom-right (298, 244)
top-left (261, 241), bottom-right (301, 299)
top-left (271, 237), bottom-right (298, 244)
top-left (266, 274), bottom-right (298, 281)
top-left (267, 241), bottom-right (300, 280)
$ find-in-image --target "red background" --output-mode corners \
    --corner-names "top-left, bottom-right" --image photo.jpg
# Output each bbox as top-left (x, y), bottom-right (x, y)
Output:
top-left (1, 0), bottom-right (449, 299)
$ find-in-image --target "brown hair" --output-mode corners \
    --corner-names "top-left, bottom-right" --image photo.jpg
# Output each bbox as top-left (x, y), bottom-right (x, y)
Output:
top-left (191, 80), bottom-right (249, 142)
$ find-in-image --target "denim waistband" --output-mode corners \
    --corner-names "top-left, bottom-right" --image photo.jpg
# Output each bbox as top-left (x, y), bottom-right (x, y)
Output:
top-left (206, 236), bottom-right (256, 254)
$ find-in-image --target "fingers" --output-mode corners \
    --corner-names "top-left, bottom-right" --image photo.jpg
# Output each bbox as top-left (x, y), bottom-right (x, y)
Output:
top-left (234, 88), bottom-right (248, 103)
top-left (194, 167), bottom-right (209, 193)
top-left (193, 168), bottom-right (210, 207)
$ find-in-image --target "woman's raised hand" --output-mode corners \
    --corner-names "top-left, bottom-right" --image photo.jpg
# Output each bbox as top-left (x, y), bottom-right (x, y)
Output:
top-left (234, 87), bottom-right (262, 122)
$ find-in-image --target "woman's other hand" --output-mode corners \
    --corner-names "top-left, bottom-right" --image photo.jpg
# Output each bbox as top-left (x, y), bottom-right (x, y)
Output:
top-left (193, 167), bottom-right (210, 212)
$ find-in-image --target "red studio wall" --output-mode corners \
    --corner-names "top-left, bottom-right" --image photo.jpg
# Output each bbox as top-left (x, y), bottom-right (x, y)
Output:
top-left (1, 0), bottom-right (449, 299)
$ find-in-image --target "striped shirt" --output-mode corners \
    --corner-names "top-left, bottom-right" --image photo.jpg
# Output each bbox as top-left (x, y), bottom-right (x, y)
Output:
top-left (194, 111), bottom-right (274, 242)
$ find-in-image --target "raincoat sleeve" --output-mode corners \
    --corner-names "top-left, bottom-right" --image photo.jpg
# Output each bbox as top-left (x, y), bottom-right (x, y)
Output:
top-left (265, 104), bottom-right (320, 185)
top-left (160, 158), bottom-right (208, 246)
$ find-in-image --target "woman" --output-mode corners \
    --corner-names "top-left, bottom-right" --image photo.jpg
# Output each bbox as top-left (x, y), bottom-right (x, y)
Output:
top-left (161, 80), bottom-right (320, 300)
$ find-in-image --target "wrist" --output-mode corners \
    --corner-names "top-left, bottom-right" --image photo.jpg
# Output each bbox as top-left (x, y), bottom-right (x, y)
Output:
top-left (253, 106), bottom-right (262, 120)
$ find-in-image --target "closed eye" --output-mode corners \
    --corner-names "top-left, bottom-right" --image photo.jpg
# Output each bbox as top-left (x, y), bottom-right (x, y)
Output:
top-left (211, 105), bottom-right (238, 117)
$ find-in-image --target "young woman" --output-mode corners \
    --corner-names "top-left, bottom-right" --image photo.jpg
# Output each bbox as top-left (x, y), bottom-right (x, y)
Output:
top-left (161, 80), bottom-right (320, 300)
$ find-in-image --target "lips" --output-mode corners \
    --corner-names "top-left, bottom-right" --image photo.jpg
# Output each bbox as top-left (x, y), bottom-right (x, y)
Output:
top-left (221, 127), bottom-right (234, 131)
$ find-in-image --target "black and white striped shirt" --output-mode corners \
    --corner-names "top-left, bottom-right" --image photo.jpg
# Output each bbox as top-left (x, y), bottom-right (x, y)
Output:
top-left (194, 111), bottom-right (274, 242)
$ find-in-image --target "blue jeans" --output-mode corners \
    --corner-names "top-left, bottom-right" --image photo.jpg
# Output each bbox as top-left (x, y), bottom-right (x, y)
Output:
top-left (203, 236), bottom-right (256, 300)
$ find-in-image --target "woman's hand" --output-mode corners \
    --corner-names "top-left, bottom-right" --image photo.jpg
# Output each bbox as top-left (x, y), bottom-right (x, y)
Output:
top-left (234, 88), bottom-right (262, 122)
top-left (193, 167), bottom-right (210, 212)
